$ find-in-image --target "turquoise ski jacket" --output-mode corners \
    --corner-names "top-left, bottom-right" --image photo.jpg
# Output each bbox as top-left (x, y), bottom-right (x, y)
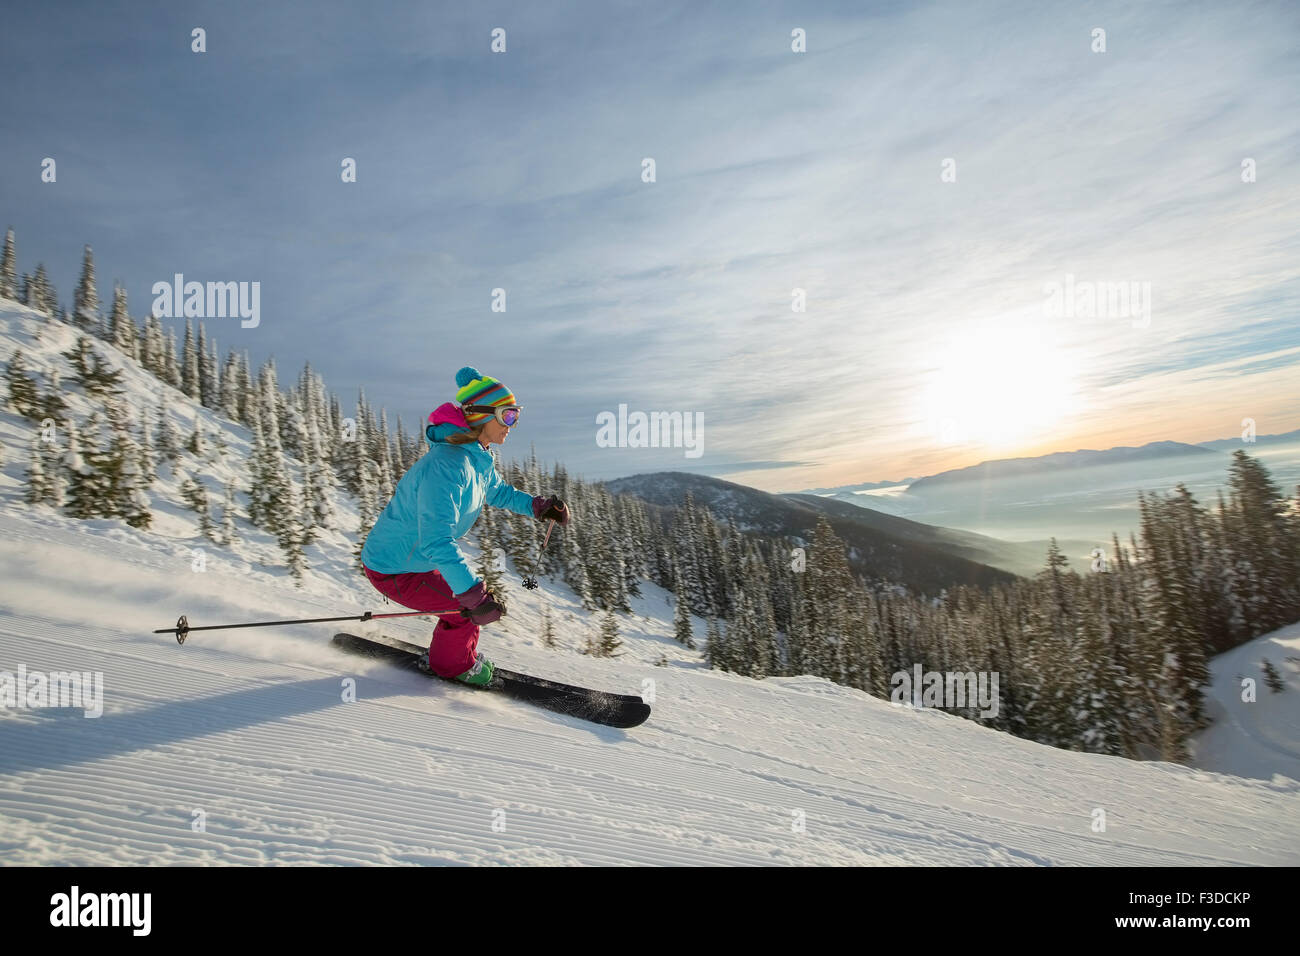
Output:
top-left (359, 407), bottom-right (534, 595)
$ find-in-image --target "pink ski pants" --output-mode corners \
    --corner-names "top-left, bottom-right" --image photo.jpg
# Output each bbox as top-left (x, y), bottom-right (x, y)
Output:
top-left (362, 564), bottom-right (480, 678)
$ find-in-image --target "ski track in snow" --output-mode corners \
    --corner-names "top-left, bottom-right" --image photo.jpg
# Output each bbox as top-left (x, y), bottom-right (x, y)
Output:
top-left (2, 512), bottom-right (1297, 866)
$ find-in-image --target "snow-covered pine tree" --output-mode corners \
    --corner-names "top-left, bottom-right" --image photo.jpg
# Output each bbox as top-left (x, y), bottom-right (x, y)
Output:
top-left (251, 374), bottom-right (295, 542)
top-left (335, 389), bottom-right (367, 497)
top-left (200, 327), bottom-right (219, 410)
top-left (1135, 493), bottom-right (1210, 746)
top-left (394, 415), bottom-right (411, 476)
top-left (220, 351), bottom-right (242, 421)
top-left (312, 369), bottom-right (336, 468)
top-left (106, 397), bottom-right (152, 529)
top-left (29, 264), bottom-right (56, 316)
top-left (1226, 450), bottom-right (1300, 636)
top-left (301, 394), bottom-right (337, 537)
top-left (611, 495), bottom-right (642, 600)
top-left (221, 482), bottom-right (238, 546)
top-left (73, 245), bottom-right (99, 332)
top-left (1175, 483), bottom-right (1235, 653)
top-left (62, 335), bottom-right (92, 380)
top-left (722, 517), bottom-right (746, 617)
top-left (281, 389), bottom-right (307, 463)
top-left (502, 460), bottom-right (539, 573)
top-left (1102, 535), bottom-right (1144, 749)
top-left (405, 414), bottom-right (425, 468)
top-left (187, 421), bottom-right (206, 458)
top-left (780, 574), bottom-right (811, 671)
top-left (246, 415), bottom-right (270, 529)
top-left (107, 284), bottom-right (138, 358)
top-left (978, 584), bottom-right (1023, 737)
top-left (278, 481), bottom-right (309, 585)
top-left (296, 476), bottom-right (318, 550)
top-left (179, 470), bottom-right (215, 541)
top-left (698, 515), bottom-right (726, 618)
top-left (50, 420), bottom-right (80, 513)
top-left (353, 458), bottom-right (380, 570)
top-left (804, 514), bottom-right (857, 682)
top-left (741, 544), bottom-right (783, 680)
top-left (584, 486), bottom-right (629, 612)
top-left (5, 349), bottom-right (42, 420)
top-left (766, 537), bottom-right (796, 636)
top-left (743, 587), bottom-right (769, 676)
top-left (24, 434), bottom-right (52, 505)
top-left (138, 411), bottom-right (156, 482)
top-left (235, 351), bottom-right (253, 424)
top-left (63, 418), bottom-right (108, 520)
top-left (163, 328), bottom-right (182, 388)
top-left (549, 467), bottom-right (593, 608)
top-left (523, 448), bottom-right (548, 573)
top-left (1207, 487), bottom-right (1247, 646)
top-left (672, 565), bottom-right (696, 648)
top-left (671, 492), bottom-right (702, 611)
top-left (839, 594), bottom-right (879, 694)
top-left (328, 393), bottom-right (343, 455)
top-left (1072, 570), bottom-right (1126, 754)
top-left (141, 314), bottom-right (165, 377)
top-left (596, 608), bottom-right (623, 657)
top-left (475, 502), bottom-right (506, 594)
top-left (704, 614), bottom-right (728, 671)
top-left (375, 408), bottom-right (395, 492)
top-left (607, 490), bottom-right (633, 611)
top-left (375, 436), bottom-right (395, 506)
top-left (196, 325), bottom-right (212, 401)
top-left (46, 432), bottom-right (66, 508)
top-left (118, 442), bottom-right (153, 529)
top-left (181, 321), bottom-right (200, 400)
top-left (652, 531), bottom-right (673, 591)
top-left (0, 227), bottom-right (17, 300)
top-left (63, 336), bottom-right (123, 395)
top-left (155, 404), bottom-right (181, 465)
top-left (1125, 531), bottom-right (1189, 762)
top-left (294, 364), bottom-right (319, 457)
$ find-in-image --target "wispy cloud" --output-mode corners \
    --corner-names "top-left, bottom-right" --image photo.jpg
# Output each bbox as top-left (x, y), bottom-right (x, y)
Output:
top-left (1, 0), bottom-right (1296, 492)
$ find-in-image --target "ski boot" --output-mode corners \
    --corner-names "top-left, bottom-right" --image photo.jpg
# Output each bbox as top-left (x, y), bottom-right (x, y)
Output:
top-left (453, 652), bottom-right (495, 687)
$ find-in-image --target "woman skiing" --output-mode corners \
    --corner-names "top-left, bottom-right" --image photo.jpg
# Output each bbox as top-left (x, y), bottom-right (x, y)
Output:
top-left (359, 366), bottom-right (570, 685)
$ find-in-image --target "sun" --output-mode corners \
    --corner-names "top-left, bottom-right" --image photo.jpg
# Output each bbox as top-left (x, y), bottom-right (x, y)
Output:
top-left (918, 324), bottom-right (1077, 451)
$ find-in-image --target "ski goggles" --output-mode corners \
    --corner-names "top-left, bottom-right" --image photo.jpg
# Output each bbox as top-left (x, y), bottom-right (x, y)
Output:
top-left (464, 404), bottom-right (523, 427)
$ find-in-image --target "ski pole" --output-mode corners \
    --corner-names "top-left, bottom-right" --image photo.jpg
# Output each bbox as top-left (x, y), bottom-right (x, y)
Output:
top-left (521, 519), bottom-right (557, 590)
top-left (155, 609), bottom-right (453, 646)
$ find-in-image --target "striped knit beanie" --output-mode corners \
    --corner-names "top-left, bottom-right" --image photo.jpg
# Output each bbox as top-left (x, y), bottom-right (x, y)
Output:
top-left (455, 366), bottom-right (516, 426)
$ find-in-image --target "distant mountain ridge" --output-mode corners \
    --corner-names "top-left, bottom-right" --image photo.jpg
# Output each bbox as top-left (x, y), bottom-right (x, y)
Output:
top-left (1196, 428), bottom-right (1300, 452)
top-left (906, 440), bottom-right (1216, 491)
top-left (798, 477), bottom-right (918, 495)
top-left (605, 471), bottom-right (1022, 592)
top-left (791, 431), bottom-right (1300, 498)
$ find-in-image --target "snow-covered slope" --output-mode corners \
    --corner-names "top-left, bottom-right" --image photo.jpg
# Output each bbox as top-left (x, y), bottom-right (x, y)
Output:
top-left (1191, 623), bottom-right (1300, 784)
top-left (2, 301), bottom-right (1298, 865)
top-left (2, 503), bottom-right (1297, 865)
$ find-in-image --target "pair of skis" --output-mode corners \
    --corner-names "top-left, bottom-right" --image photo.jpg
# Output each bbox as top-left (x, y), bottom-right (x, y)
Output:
top-left (331, 632), bottom-right (651, 729)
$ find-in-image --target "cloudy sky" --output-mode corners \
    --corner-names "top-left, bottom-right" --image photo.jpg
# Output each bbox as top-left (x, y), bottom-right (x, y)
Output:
top-left (2, 0), bottom-right (1297, 491)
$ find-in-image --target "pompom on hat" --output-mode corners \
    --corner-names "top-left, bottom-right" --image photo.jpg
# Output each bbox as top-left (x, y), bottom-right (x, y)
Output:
top-left (453, 366), bottom-right (517, 426)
